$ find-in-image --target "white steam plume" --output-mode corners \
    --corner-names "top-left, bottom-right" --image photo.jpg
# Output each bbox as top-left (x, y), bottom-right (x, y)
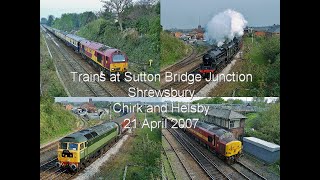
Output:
top-left (205, 9), bottom-right (247, 47)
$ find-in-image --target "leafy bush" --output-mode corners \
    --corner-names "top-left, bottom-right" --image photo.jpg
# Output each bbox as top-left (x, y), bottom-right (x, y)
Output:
top-left (160, 31), bottom-right (190, 68)
top-left (40, 96), bottom-right (80, 144)
top-left (245, 102), bottom-right (280, 144)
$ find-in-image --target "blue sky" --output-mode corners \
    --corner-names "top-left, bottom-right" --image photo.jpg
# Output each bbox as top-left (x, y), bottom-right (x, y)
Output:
top-left (161, 0), bottom-right (280, 29)
top-left (40, 0), bottom-right (104, 20)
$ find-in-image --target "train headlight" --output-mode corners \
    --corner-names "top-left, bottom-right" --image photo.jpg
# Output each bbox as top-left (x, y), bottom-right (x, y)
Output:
top-left (111, 68), bottom-right (115, 71)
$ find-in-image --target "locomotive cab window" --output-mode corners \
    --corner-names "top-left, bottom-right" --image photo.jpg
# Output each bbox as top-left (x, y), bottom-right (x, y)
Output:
top-left (112, 54), bottom-right (126, 62)
top-left (80, 143), bottom-right (84, 150)
top-left (97, 53), bottom-right (102, 63)
top-left (69, 143), bottom-right (78, 150)
top-left (60, 142), bottom-right (67, 149)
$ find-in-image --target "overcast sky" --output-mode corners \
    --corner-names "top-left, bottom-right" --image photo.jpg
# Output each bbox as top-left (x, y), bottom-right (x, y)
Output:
top-left (40, 0), bottom-right (104, 20)
top-left (161, 0), bottom-right (280, 29)
top-left (55, 97), bottom-right (278, 103)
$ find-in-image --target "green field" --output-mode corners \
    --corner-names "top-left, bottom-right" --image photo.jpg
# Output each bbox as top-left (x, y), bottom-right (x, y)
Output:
top-left (40, 32), bottom-right (67, 97)
top-left (160, 31), bottom-right (192, 69)
top-left (40, 97), bottom-right (81, 145)
top-left (94, 112), bottom-right (162, 179)
top-left (209, 35), bottom-right (280, 96)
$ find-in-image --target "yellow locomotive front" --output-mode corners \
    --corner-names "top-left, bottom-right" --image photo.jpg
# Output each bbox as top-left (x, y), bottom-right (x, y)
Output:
top-left (225, 140), bottom-right (242, 157)
top-left (56, 139), bottom-right (82, 171)
top-left (110, 53), bottom-right (128, 75)
top-left (219, 132), bottom-right (242, 164)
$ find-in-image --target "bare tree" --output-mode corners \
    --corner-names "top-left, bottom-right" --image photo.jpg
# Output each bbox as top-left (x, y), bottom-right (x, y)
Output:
top-left (101, 0), bottom-right (132, 32)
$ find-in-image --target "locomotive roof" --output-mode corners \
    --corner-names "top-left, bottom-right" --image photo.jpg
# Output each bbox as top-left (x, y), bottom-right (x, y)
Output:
top-left (208, 48), bottom-right (223, 56)
top-left (66, 34), bottom-right (86, 42)
top-left (195, 121), bottom-right (236, 142)
top-left (196, 121), bottom-right (228, 136)
top-left (80, 40), bottom-right (121, 55)
top-left (59, 122), bottom-right (117, 143)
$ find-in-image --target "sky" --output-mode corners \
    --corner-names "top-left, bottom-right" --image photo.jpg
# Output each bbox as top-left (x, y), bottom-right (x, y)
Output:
top-left (40, 0), bottom-right (104, 20)
top-left (161, 0), bottom-right (280, 29)
top-left (55, 97), bottom-right (278, 103)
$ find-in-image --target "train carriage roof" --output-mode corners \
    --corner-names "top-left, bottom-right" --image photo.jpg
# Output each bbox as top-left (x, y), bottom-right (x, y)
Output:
top-left (195, 121), bottom-right (236, 142)
top-left (80, 40), bottom-right (122, 56)
top-left (112, 113), bottom-right (135, 124)
top-left (66, 34), bottom-right (86, 42)
top-left (59, 122), bottom-right (117, 143)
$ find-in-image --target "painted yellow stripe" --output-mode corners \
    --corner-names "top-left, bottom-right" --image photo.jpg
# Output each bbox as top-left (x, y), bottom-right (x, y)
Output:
top-left (187, 128), bottom-right (208, 142)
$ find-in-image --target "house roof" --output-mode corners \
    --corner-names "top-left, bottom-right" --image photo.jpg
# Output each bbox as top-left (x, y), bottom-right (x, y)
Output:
top-left (207, 108), bottom-right (247, 119)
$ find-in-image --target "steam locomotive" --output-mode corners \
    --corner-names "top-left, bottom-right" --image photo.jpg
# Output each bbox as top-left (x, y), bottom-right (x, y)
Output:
top-left (199, 37), bottom-right (242, 77)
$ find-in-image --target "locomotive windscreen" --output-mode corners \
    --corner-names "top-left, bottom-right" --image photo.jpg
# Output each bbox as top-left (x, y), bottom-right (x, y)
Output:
top-left (113, 54), bottom-right (126, 62)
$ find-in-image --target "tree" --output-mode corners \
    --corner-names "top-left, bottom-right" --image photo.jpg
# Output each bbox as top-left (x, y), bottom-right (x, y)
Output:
top-left (101, 0), bottom-right (133, 32)
top-left (47, 15), bottom-right (55, 26)
top-left (252, 97), bottom-right (267, 108)
top-left (261, 36), bottom-right (280, 64)
top-left (227, 98), bottom-right (244, 104)
top-left (192, 97), bottom-right (225, 104)
top-left (40, 17), bottom-right (48, 24)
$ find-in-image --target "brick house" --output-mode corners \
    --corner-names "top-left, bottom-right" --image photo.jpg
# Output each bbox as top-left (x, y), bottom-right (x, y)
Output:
top-left (204, 108), bottom-right (247, 139)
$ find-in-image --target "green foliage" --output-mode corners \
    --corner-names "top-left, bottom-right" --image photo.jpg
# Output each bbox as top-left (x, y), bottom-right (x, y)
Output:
top-left (77, 2), bottom-right (160, 75)
top-left (40, 18), bottom-right (47, 24)
top-left (236, 36), bottom-right (280, 96)
top-left (192, 97), bottom-right (225, 104)
top-left (251, 97), bottom-right (267, 108)
top-left (261, 36), bottom-right (280, 63)
top-left (40, 96), bottom-right (80, 144)
top-left (127, 113), bottom-right (161, 179)
top-left (245, 102), bottom-right (280, 144)
top-left (160, 31), bottom-right (190, 68)
top-left (47, 15), bottom-right (54, 26)
top-left (40, 34), bottom-right (67, 97)
top-left (227, 98), bottom-right (244, 104)
top-left (52, 12), bottom-right (97, 32)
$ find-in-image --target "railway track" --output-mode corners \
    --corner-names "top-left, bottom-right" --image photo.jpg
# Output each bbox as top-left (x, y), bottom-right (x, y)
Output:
top-left (160, 46), bottom-right (207, 90)
top-left (162, 130), bottom-right (193, 180)
top-left (231, 161), bottom-right (267, 180)
top-left (161, 46), bottom-right (196, 74)
top-left (180, 128), bottom-right (249, 180)
top-left (40, 158), bottom-right (75, 180)
top-left (51, 38), bottom-right (114, 97)
top-left (166, 124), bottom-right (230, 180)
top-left (45, 29), bottom-right (158, 96)
top-left (165, 119), bottom-right (268, 180)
